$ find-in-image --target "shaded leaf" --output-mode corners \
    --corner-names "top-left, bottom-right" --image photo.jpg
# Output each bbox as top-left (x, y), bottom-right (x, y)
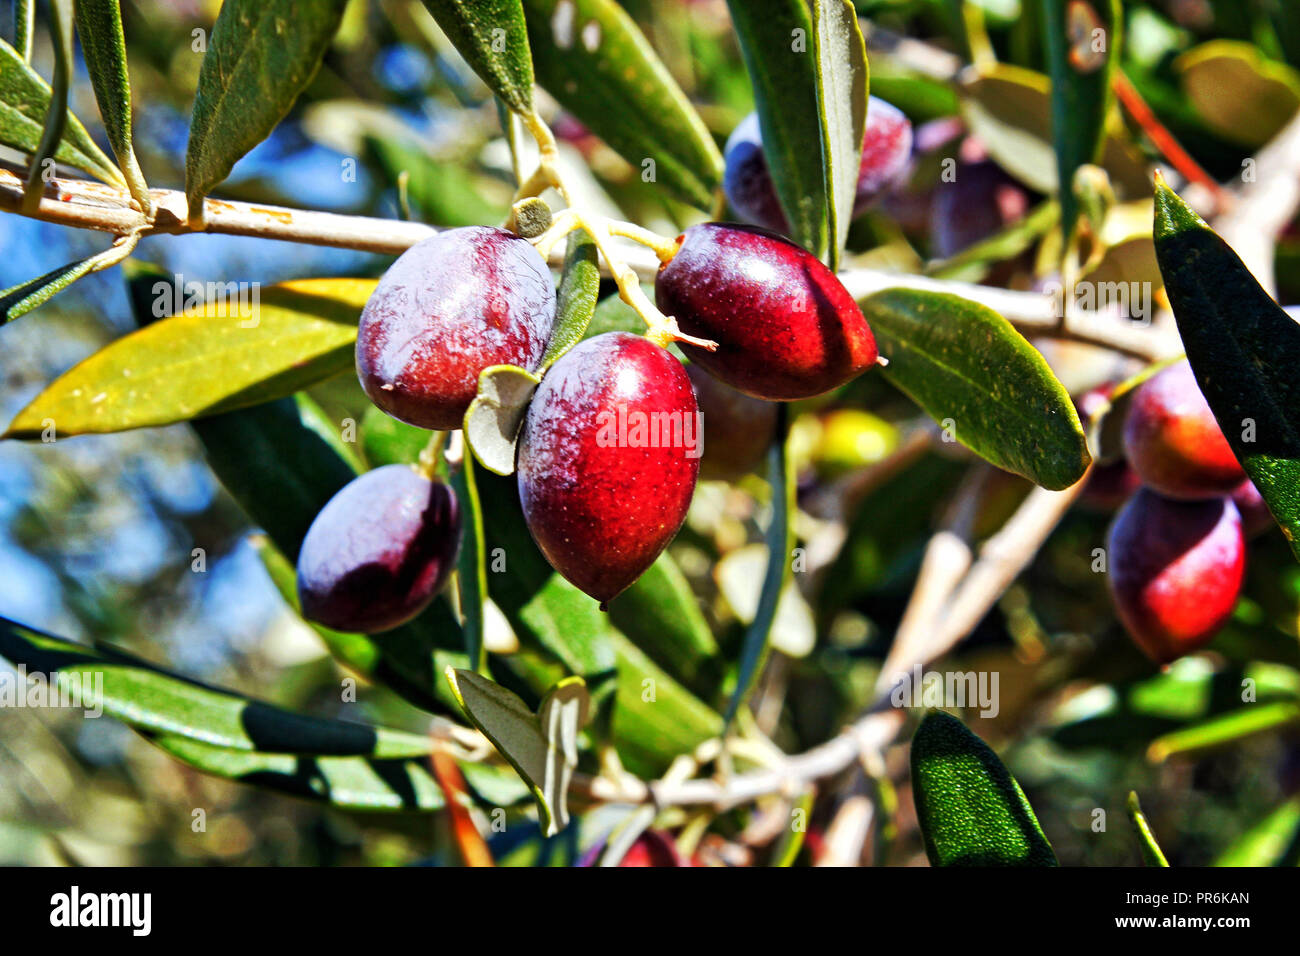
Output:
top-left (186, 0), bottom-right (349, 221)
top-left (1042, 0), bottom-right (1120, 237)
top-left (452, 452), bottom-right (488, 672)
top-left (1177, 40), bottom-right (1300, 148)
top-left (522, 0), bottom-right (723, 210)
top-left (1153, 177), bottom-right (1300, 561)
top-left (811, 0), bottom-right (868, 269)
top-left (607, 552), bottom-right (718, 684)
top-left (726, 0), bottom-right (827, 256)
top-left (862, 287), bottom-right (1091, 490)
top-left (422, 0), bottom-right (534, 115)
top-left (910, 710), bottom-right (1058, 866)
top-left (463, 364), bottom-right (540, 476)
top-left (0, 615), bottom-right (434, 758)
top-left (540, 228), bottom-right (600, 368)
top-left (4, 278), bottom-right (371, 439)
top-left (520, 573), bottom-right (615, 678)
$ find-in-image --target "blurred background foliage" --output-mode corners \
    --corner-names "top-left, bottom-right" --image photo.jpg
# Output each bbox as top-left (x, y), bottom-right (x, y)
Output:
top-left (1, 0), bottom-right (1299, 866)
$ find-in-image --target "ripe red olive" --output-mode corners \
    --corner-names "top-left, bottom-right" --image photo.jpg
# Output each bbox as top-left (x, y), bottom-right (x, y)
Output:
top-left (297, 465), bottom-right (461, 633)
top-left (356, 226), bottom-right (556, 430)
top-left (1122, 360), bottom-right (1246, 500)
top-left (516, 332), bottom-right (700, 607)
top-left (723, 97), bottom-right (913, 233)
top-left (1106, 488), bottom-right (1244, 665)
top-left (686, 362), bottom-right (777, 480)
top-left (655, 223), bottom-right (878, 401)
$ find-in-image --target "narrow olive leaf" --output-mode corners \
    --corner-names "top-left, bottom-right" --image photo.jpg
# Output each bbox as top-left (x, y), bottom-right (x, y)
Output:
top-left (421, 0), bottom-right (533, 116)
top-left (522, 0), bottom-right (723, 210)
top-left (1146, 701), bottom-right (1300, 763)
top-left (152, 734), bottom-right (447, 812)
top-left (727, 0), bottom-right (828, 257)
top-left (607, 552), bottom-right (719, 684)
top-left (862, 288), bottom-right (1091, 490)
top-left (446, 667), bottom-right (555, 832)
top-left (73, 0), bottom-right (151, 211)
top-left (520, 573), bottom-right (616, 678)
top-left (1153, 177), bottom-right (1300, 561)
top-left (1, 254), bottom-right (101, 324)
top-left (1213, 798), bottom-right (1300, 867)
top-left (910, 710), bottom-right (1058, 867)
top-left (0, 37), bottom-right (122, 184)
top-left (20, 0), bottom-right (74, 211)
top-left (452, 453), bottom-right (488, 673)
top-left (811, 0), bottom-right (868, 271)
top-left (538, 676), bottom-right (589, 835)
top-left (1126, 791), bottom-right (1170, 867)
top-left (0, 615), bottom-right (435, 758)
top-left (463, 364), bottom-right (541, 475)
top-left (723, 405), bottom-right (794, 727)
top-left (186, 0), bottom-right (349, 222)
top-left (540, 228), bottom-right (600, 368)
top-left (3, 278), bottom-right (371, 439)
top-left (771, 788), bottom-right (814, 867)
top-left (1042, 0), bottom-right (1120, 239)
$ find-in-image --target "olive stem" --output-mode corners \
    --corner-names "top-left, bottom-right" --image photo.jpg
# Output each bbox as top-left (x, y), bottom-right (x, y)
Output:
top-left (416, 430), bottom-right (449, 480)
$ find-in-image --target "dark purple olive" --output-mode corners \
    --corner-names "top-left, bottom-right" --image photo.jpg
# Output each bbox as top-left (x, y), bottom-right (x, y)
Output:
top-left (297, 465), bottom-right (461, 632)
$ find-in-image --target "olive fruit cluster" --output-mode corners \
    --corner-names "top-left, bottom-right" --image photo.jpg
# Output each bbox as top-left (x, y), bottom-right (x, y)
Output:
top-left (295, 190), bottom-right (878, 627)
top-left (1097, 360), bottom-right (1268, 664)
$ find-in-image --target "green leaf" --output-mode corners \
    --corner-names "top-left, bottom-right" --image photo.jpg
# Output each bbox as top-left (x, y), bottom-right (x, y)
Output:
top-left (1, 254), bottom-right (102, 325)
top-left (14, 0), bottom-right (33, 62)
top-left (1153, 178), bottom-right (1300, 562)
top-left (1146, 701), bottom-right (1300, 763)
top-left (364, 135), bottom-right (508, 227)
top-left (18, 0), bottom-right (74, 211)
top-left (185, 0), bottom-right (349, 221)
top-left (73, 0), bottom-right (151, 211)
top-left (1214, 798), bottom-right (1300, 867)
top-left (541, 228), bottom-right (600, 368)
top-left (520, 574), bottom-right (616, 678)
top-left (463, 364), bottom-right (540, 476)
top-left (862, 288), bottom-right (1090, 490)
top-left (609, 631), bottom-right (723, 778)
top-left (452, 453), bottom-right (488, 673)
top-left (910, 710), bottom-right (1058, 867)
top-left (606, 552), bottom-right (718, 685)
top-left (0, 615), bottom-right (434, 758)
top-left (1176, 40), bottom-right (1300, 148)
top-left (1041, 0), bottom-right (1120, 238)
top-left (3, 278), bottom-right (371, 439)
top-left (151, 734), bottom-right (446, 812)
top-left (1126, 791), bottom-right (1170, 866)
top-left (0, 36), bottom-right (122, 186)
top-left (724, 406), bottom-right (794, 726)
top-left (445, 667), bottom-right (560, 833)
top-left (726, 0), bottom-right (828, 257)
top-left (811, 0), bottom-right (868, 270)
top-left (361, 404), bottom-right (430, 469)
top-left (522, 0), bottom-right (723, 210)
top-left (422, 0), bottom-right (534, 115)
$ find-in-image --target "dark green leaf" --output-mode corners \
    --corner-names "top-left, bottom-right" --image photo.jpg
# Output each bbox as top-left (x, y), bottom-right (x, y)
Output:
top-left (724, 406), bottom-right (793, 726)
top-left (812, 0), bottom-right (868, 270)
top-left (3, 278), bottom-right (370, 439)
top-left (452, 453), bottom-right (488, 673)
top-left (910, 710), bottom-right (1058, 867)
top-left (185, 0), bottom-right (349, 221)
top-left (1, 254), bottom-right (101, 325)
top-left (422, 0), bottom-right (534, 115)
top-left (0, 36), bottom-right (122, 184)
top-left (1153, 177), bottom-right (1300, 561)
top-left (0, 616), bottom-right (433, 758)
top-left (520, 573), bottom-right (615, 678)
top-left (522, 0), bottom-right (723, 210)
top-left (74, 0), bottom-right (151, 210)
top-left (862, 288), bottom-right (1091, 490)
top-left (726, 0), bottom-right (828, 256)
top-left (1042, 0), bottom-right (1120, 237)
